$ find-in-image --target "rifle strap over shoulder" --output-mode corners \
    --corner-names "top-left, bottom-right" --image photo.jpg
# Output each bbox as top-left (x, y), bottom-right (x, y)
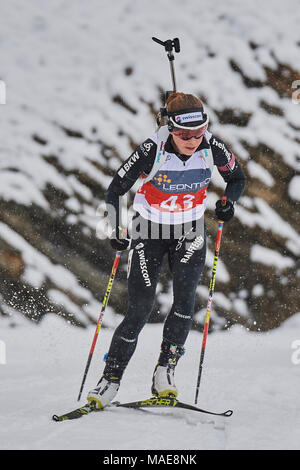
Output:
top-left (142, 126), bottom-right (170, 184)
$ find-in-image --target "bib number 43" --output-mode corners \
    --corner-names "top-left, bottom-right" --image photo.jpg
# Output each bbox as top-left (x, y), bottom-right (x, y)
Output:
top-left (160, 194), bottom-right (195, 211)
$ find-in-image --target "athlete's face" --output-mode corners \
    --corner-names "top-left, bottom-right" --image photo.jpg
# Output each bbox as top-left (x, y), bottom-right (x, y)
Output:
top-left (171, 126), bottom-right (207, 156)
top-left (171, 133), bottom-right (204, 156)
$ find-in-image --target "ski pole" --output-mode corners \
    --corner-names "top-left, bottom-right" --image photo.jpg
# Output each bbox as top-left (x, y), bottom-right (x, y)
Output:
top-left (194, 196), bottom-right (227, 405)
top-left (77, 251), bottom-right (122, 401)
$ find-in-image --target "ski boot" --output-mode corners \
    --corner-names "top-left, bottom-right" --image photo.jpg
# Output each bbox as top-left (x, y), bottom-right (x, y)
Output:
top-left (151, 340), bottom-right (185, 398)
top-left (87, 374), bottom-right (120, 410)
top-left (87, 358), bottom-right (124, 409)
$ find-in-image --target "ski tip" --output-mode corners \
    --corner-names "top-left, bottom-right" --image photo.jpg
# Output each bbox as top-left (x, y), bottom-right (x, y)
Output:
top-left (52, 414), bottom-right (61, 422)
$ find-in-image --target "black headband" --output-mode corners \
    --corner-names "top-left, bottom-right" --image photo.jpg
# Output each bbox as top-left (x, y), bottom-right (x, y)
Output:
top-left (166, 107), bottom-right (209, 131)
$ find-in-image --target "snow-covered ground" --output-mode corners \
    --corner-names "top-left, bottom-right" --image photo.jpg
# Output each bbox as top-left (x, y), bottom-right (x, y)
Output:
top-left (0, 0), bottom-right (299, 331)
top-left (1, 314), bottom-right (300, 450)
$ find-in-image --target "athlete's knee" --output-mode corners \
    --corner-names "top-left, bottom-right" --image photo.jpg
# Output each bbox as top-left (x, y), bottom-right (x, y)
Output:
top-left (120, 302), bottom-right (154, 338)
top-left (173, 289), bottom-right (197, 313)
top-left (128, 289), bottom-right (156, 315)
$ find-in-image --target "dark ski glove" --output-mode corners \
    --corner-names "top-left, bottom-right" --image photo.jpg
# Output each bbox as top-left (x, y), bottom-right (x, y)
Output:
top-left (110, 227), bottom-right (131, 251)
top-left (215, 199), bottom-right (234, 222)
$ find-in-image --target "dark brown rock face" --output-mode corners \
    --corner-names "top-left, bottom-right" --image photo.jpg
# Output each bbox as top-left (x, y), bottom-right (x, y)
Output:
top-left (0, 48), bottom-right (299, 332)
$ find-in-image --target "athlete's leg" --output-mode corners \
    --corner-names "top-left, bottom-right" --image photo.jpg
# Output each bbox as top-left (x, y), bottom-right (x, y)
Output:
top-left (162, 231), bottom-right (206, 347)
top-left (104, 238), bottom-right (167, 378)
top-left (152, 228), bottom-right (206, 397)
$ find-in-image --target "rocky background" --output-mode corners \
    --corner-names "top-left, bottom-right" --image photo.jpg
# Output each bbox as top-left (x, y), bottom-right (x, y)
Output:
top-left (0, 0), bottom-right (299, 332)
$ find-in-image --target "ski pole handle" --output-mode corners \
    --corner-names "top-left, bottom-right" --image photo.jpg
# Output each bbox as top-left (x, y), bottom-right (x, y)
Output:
top-left (77, 251), bottom-right (122, 401)
top-left (221, 195), bottom-right (227, 209)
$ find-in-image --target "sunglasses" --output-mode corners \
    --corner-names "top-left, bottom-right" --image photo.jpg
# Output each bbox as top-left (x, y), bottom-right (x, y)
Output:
top-left (171, 127), bottom-right (207, 141)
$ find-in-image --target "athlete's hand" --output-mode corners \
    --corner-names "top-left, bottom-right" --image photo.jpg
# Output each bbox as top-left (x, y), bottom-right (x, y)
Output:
top-left (110, 227), bottom-right (131, 251)
top-left (215, 199), bottom-right (234, 222)
top-left (110, 237), bottom-right (131, 251)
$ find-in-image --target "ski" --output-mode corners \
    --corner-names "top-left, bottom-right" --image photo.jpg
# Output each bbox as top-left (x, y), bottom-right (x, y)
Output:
top-left (52, 402), bottom-right (100, 421)
top-left (52, 397), bottom-right (233, 421)
top-left (115, 396), bottom-right (233, 417)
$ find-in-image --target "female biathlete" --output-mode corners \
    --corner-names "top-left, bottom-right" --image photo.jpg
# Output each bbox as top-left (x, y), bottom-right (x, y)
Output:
top-left (87, 92), bottom-right (246, 409)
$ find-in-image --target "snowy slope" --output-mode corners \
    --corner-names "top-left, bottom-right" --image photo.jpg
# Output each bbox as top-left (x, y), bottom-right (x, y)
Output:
top-left (1, 314), bottom-right (300, 450)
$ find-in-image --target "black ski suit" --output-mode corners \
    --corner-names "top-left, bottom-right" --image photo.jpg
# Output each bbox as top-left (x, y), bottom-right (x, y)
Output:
top-left (103, 131), bottom-right (246, 376)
